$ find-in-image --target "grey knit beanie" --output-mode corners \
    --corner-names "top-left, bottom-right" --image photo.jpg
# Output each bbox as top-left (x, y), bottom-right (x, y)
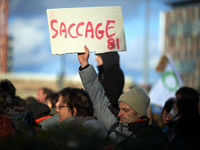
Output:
top-left (118, 87), bottom-right (150, 116)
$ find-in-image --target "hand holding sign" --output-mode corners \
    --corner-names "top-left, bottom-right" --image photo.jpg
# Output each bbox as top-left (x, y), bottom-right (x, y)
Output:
top-left (46, 6), bottom-right (126, 54)
top-left (78, 45), bottom-right (90, 68)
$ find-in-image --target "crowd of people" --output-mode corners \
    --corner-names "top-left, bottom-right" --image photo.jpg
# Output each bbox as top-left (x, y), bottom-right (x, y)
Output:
top-left (0, 45), bottom-right (200, 149)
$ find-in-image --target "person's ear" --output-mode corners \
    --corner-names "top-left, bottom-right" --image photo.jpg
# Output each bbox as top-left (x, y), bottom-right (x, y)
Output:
top-left (137, 114), bottom-right (141, 118)
top-left (72, 107), bottom-right (77, 116)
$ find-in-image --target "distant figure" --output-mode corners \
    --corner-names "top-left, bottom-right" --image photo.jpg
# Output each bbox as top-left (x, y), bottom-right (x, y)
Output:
top-left (0, 79), bottom-right (38, 135)
top-left (45, 92), bottom-right (59, 115)
top-left (166, 86), bottom-right (200, 121)
top-left (37, 87), bottom-right (53, 103)
top-left (0, 79), bottom-right (16, 98)
top-left (2, 98), bottom-right (38, 136)
top-left (95, 52), bottom-right (124, 108)
top-left (167, 97), bottom-right (200, 150)
top-left (174, 86), bottom-right (199, 105)
top-left (25, 96), bottom-right (37, 105)
top-left (0, 79), bottom-right (17, 112)
top-left (161, 98), bottom-right (174, 127)
top-left (160, 98), bottom-right (175, 142)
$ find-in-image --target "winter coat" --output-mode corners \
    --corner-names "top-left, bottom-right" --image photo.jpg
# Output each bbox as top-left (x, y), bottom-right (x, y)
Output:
top-left (39, 114), bottom-right (60, 131)
top-left (79, 65), bottom-right (168, 149)
top-left (60, 116), bottom-right (108, 139)
top-left (11, 111), bottom-right (36, 136)
top-left (97, 52), bottom-right (124, 108)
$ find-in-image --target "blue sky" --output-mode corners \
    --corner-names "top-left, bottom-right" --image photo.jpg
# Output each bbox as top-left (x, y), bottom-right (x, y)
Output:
top-left (8, 0), bottom-right (171, 85)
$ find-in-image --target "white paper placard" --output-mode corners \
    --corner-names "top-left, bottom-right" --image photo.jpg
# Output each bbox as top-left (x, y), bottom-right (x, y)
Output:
top-left (46, 6), bottom-right (126, 54)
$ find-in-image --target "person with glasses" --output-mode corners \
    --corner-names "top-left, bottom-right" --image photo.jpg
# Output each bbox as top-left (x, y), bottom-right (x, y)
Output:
top-left (55, 87), bottom-right (107, 139)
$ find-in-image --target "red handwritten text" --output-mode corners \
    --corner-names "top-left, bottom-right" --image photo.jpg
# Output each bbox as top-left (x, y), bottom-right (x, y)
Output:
top-left (50, 19), bottom-right (116, 40)
top-left (50, 19), bottom-right (119, 50)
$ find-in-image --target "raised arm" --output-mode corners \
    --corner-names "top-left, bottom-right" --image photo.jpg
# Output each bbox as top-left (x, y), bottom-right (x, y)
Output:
top-left (77, 46), bottom-right (118, 130)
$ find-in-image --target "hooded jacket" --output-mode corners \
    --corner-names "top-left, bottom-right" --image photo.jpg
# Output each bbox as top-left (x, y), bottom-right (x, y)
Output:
top-left (97, 52), bottom-right (124, 108)
top-left (79, 65), bottom-right (168, 149)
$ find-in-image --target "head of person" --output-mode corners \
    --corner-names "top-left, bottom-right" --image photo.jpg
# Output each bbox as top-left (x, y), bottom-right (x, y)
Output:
top-left (2, 98), bottom-right (39, 135)
top-left (26, 101), bottom-right (51, 121)
top-left (45, 92), bottom-right (59, 109)
top-left (2, 97), bottom-right (27, 117)
top-left (118, 87), bottom-right (150, 123)
top-left (37, 87), bottom-right (53, 103)
top-left (0, 79), bottom-right (16, 98)
top-left (175, 86), bottom-right (199, 105)
top-left (170, 97), bottom-right (199, 122)
top-left (0, 79), bottom-right (16, 109)
top-left (95, 52), bottom-right (119, 69)
top-left (56, 87), bottom-right (94, 123)
top-left (95, 54), bottom-right (103, 66)
top-left (25, 96), bottom-right (37, 105)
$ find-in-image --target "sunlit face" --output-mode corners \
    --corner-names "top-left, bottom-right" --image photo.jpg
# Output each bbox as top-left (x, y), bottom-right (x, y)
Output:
top-left (56, 95), bottom-right (73, 123)
top-left (37, 89), bottom-right (46, 103)
top-left (118, 101), bottom-right (140, 123)
top-left (95, 55), bottom-right (103, 66)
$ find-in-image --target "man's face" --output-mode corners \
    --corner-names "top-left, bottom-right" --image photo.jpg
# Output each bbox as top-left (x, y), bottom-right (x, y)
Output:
top-left (56, 95), bottom-right (73, 123)
top-left (118, 101), bottom-right (140, 123)
top-left (37, 89), bottom-right (46, 103)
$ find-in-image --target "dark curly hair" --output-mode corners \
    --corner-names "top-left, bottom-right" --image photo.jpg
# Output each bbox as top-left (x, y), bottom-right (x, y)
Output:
top-left (175, 86), bottom-right (199, 105)
top-left (0, 79), bottom-right (16, 97)
top-left (59, 87), bottom-right (94, 117)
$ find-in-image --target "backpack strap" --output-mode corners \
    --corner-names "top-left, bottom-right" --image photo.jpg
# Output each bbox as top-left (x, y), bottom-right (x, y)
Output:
top-left (108, 104), bottom-right (119, 118)
top-left (107, 104), bottom-right (119, 135)
top-left (107, 121), bottom-right (119, 135)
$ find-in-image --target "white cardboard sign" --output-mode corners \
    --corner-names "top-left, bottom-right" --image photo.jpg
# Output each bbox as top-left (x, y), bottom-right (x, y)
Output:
top-left (46, 6), bottom-right (126, 54)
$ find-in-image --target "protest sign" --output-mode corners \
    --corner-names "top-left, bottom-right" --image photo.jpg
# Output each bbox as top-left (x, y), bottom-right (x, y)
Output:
top-left (46, 6), bottom-right (126, 54)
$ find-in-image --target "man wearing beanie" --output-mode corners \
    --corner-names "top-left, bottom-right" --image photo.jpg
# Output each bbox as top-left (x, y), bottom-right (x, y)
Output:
top-left (78, 46), bottom-right (168, 149)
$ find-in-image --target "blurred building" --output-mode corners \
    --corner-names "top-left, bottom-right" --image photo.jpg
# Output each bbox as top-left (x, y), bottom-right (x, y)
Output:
top-left (0, 0), bottom-right (10, 73)
top-left (160, 0), bottom-right (200, 89)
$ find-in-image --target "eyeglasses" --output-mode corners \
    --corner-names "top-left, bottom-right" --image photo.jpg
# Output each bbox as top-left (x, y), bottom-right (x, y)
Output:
top-left (58, 105), bottom-right (69, 110)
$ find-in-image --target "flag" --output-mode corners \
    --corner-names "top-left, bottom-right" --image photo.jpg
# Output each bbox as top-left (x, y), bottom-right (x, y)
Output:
top-left (149, 54), bottom-right (183, 107)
